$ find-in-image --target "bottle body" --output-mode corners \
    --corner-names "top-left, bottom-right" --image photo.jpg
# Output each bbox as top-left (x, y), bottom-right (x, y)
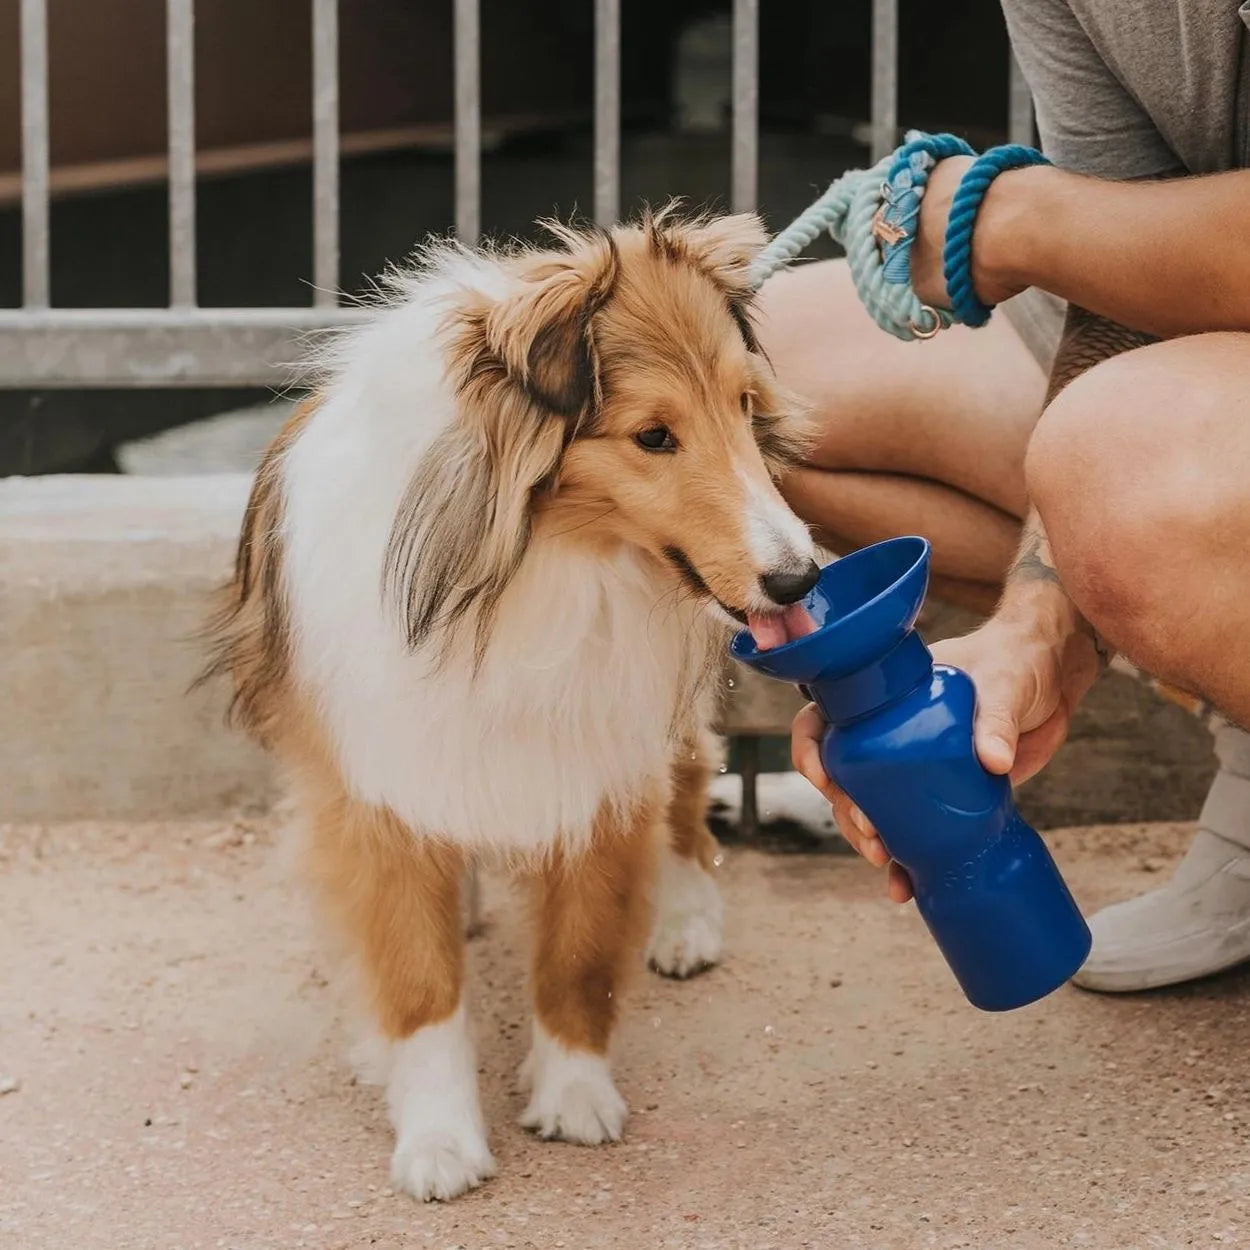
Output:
top-left (822, 664), bottom-right (1091, 1011)
top-left (729, 535), bottom-right (1091, 1011)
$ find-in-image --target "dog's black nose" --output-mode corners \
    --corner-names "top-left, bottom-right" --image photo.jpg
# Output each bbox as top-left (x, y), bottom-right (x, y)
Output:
top-left (760, 561), bottom-right (820, 605)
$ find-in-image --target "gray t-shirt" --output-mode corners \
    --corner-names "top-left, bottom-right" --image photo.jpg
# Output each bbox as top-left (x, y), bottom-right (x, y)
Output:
top-left (1003, 0), bottom-right (1250, 176)
top-left (997, 0), bottom-right (1250, 363)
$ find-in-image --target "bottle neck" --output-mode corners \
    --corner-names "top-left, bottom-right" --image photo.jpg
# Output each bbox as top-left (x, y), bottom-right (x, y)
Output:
top-left (807, 630), bottom-right (934, 725)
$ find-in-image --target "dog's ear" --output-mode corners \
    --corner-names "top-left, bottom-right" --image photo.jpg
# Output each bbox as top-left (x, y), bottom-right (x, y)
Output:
top-left (484, 229), bottom-right (619, 416)
top-left (668, 213), bottom-right (767, 296)
top-left (383, 397), bottom-right (564, 664)
top-left (386, 234), bottom-right (618, 663)
top-left (656, 212), bottom-right (767, 352)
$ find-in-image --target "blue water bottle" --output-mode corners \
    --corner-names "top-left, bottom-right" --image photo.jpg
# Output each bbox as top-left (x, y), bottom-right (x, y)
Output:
top-left (730, 536), bottom-right (1091, 1011)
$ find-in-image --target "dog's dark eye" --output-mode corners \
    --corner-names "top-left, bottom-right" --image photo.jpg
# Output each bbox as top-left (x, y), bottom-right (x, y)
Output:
top-left (635, 426), bottom-right (677, 452)
top-left (740, 392), bottom-right (752, 416)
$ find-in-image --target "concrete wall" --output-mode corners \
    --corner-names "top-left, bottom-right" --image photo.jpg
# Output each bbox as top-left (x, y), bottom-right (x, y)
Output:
top-left (1, 474), bottom-right (275, 821)
top-left (0, 470), bottom-right (801, 823)
top-left (3, 470), bottom-right (1215, 829)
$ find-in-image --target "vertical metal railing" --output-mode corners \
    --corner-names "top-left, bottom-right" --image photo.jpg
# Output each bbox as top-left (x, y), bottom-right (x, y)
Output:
top-left (731, 0), bottom-right (758, 213)
top-left (593, 0), bottom-right (621, 226)
top-left (19, 0), bottom-right (50, 309)
top-left (453, 0), bottom-right (480, 245)
top-left (312, 0), bottom-right (340, 306)
top-left (166, 0), bottom-right (197, 307)
top-left (869, 0), bottom-right (898, 161)
top-left (5, 2), bottom-right (1032, 387)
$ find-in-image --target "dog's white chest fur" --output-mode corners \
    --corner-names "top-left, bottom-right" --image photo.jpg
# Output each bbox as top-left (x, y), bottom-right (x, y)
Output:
top-left (279, 281), bottom-right (715, 853)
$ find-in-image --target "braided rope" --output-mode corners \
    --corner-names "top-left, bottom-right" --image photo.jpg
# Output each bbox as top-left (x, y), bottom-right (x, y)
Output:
top-left (878, 133), bottom-right (975, 285)
top-left (943, 144), bottom-right (1052, 327)
top-left (750, 133), bottom-right (973, 342)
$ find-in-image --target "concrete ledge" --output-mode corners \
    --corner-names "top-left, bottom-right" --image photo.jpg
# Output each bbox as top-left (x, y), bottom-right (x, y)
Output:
top-left (8, 471), bottom-right (1211, 830)
top-left (1, 474), bottom-right (275, 821)
top-left (0, 472), bottom-right (796, 824)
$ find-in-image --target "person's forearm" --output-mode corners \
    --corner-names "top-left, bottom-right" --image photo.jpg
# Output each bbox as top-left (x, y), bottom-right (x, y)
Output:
top-left (976, 167), bottom-right (1250, 339)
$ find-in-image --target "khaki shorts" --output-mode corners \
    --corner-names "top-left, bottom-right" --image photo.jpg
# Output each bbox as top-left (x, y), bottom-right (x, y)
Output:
top-left (1001, 287), bottom-right (1067, 372)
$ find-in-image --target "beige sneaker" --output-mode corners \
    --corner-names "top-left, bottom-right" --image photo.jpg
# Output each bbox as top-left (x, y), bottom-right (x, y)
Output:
top-left (1074, 723), bottom-right (1250, 993)
top-left (1072, 829), bottom-right (1250, 992)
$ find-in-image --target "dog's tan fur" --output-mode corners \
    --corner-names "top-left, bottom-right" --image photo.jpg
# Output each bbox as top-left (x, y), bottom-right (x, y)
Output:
top-left (205, 208), bottom-right (813, 1196)
top-left (525, 794), bottom-right (662, 1054)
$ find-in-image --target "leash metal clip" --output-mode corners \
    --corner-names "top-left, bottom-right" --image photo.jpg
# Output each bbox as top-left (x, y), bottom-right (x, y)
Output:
top-left (870, 181), bottom-right (908, 258)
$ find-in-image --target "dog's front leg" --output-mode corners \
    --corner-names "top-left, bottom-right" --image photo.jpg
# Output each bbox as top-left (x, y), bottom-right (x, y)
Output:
top-left (647, 730), bottom-right (726, 978)
top-left (519, 802), bottom-right (659, 1144)
top-left (309, 794), bottom-right (495, 1200)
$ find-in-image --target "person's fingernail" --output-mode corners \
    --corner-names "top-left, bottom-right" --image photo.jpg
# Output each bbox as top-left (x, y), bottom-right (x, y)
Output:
top-left (849, 805), bottom-right (869, 834)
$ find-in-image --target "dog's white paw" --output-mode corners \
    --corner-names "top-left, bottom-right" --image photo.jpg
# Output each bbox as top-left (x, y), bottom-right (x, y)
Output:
top-left (518, 1022), bottom-right (626, 1145)
top-left (647, 847), bottom-right (724, 979)
top-left (386, 1004), bottom-right (495, 1201)
top-left (391, 1131), bottom-right (497, 1202)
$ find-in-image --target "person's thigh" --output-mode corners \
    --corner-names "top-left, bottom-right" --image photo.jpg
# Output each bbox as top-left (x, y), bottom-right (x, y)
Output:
top-left (755, 260), bottom-right (1048, 518)
top-left (1026, 332), bottom-right (1250, 722)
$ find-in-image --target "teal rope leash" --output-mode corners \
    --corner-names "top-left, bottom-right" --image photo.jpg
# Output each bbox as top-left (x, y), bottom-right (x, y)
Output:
top-left (943, 144), bottom-right (1051, 327)
top-left (752, 131), bottom-right (1049, 342)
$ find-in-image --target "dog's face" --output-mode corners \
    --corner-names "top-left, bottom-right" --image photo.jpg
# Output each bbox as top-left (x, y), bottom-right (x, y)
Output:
top-left (394, 211), bottom-right (818, 655)
top-left (549, 216), bottom-right (818, 625)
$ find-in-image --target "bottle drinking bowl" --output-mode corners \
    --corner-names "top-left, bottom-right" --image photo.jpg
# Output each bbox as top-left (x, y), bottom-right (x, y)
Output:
top-left (730, 536), bottom-right (1091, 1011)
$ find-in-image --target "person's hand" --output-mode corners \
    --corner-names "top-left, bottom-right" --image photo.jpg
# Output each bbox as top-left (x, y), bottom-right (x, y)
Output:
top-left (790, 609), bottom-right (1102, 903)
top-left (908, 156), bottom-right (1029, 312)
top-left (791, 700), bottom-right (918, 904)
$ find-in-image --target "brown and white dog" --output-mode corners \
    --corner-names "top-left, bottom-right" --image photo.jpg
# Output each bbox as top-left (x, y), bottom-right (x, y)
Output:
top-left (203, 209), bottom-right (819, 1201)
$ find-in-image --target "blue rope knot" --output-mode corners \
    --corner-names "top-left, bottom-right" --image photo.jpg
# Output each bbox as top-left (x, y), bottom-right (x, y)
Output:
top-left (942, 143), bottom-right (1051, 327)
top-left (752, 131), bottom-right (1049, 343)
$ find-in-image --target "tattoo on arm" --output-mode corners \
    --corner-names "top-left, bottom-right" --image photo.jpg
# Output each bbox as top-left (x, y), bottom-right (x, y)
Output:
top-left (1008, 520), bottom-right (1061, 587)
top-left (1006, 305), bottom-right (1158, 664)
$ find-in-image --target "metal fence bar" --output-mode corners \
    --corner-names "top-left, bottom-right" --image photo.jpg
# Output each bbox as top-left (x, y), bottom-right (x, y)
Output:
top-left (167, 0), bottom-right (197, 307)
top-left (453, 0), bottom-right (480, 244)
top-left (312, 0), bottom-right (340, 306)
top-left (593, 0), bottom-right (620, 226)
top-left (1008, 51), bottom-right (1034, 147)
top-left (20, 0), bottom-right (50, 309)
top-left (731, 0), bottom-right (759, 213)
top-left (870, 0), bottom-right (898, 161)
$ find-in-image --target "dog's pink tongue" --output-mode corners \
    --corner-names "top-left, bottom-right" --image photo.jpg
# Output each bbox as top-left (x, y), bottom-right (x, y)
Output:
top-left (746, 602), bottom-right (818, 651)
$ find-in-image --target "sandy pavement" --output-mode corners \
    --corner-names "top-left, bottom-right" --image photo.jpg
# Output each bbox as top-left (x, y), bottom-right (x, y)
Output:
top-left (3, 815), bottom-right (1248, 1250)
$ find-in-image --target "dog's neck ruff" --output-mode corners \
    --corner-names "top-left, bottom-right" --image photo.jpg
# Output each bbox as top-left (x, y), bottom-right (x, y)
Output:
top-left (279, 252), bottom-right (717, 855)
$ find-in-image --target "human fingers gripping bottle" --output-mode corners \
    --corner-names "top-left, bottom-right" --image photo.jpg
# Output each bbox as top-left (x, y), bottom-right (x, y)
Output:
top-left (731, 536), bottom-right (1091, 1011)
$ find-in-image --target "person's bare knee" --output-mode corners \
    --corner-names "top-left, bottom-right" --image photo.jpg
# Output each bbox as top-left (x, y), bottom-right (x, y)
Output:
top-left (1027, 337), bottom-right (1248, 687)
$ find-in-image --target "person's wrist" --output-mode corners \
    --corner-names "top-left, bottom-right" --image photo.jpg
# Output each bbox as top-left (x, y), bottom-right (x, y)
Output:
top-left (991, 589), bottom-right (1102, 711)
top-left (970, 163), bottom-right (1062, 307)
top-left (995, 575), bottom-right (1086, 649)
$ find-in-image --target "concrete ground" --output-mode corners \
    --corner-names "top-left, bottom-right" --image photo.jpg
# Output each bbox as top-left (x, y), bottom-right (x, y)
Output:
top-left (4, 814), bottom-right (1248, 1250)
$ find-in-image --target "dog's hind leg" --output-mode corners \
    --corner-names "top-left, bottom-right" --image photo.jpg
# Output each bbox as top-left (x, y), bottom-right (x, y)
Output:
top-left (646, 730), bottom-right (726, 978)
top-left (519, 803), bottom-right (658, 1144)
top-left (307, 787), bottom-right (495, 1201)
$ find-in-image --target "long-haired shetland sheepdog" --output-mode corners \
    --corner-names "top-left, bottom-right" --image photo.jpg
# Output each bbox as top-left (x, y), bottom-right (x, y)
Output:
top-left (203, 208), bottom-right (819, 1201)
